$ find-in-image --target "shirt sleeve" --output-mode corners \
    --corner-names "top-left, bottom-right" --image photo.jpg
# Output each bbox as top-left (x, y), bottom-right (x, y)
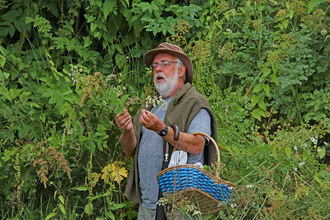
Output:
top-left (187, 108), bottom-right (212, 143)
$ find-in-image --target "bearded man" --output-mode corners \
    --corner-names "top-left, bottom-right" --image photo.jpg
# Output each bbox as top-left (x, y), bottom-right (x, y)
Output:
top-left (115, 43), bottom-right (218, 220)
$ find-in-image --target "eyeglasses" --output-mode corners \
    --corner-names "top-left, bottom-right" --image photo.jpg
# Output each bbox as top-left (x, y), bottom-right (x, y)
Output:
top-left (150, 61), bottom-right (179, 70)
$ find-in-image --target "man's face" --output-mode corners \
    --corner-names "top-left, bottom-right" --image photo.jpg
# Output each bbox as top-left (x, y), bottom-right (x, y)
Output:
top-left (152, 53), bottom-right (182, 98)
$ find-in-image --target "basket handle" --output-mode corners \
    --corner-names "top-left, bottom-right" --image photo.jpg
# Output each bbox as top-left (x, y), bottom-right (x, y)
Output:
top-left (191, 132), bottom-right (221, 178)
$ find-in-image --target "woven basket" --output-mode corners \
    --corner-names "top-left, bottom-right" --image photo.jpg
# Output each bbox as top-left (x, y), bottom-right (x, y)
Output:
top-left (156, 132), bottom-right (236, 215)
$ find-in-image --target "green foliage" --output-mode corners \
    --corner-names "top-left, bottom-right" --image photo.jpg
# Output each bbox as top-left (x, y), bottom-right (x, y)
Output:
top-left (1, 0), bottom-right (330, 219)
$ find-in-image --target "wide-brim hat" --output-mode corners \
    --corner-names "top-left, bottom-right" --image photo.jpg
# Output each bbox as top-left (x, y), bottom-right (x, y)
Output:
top-left (143, 43), bottom-right (193, 84)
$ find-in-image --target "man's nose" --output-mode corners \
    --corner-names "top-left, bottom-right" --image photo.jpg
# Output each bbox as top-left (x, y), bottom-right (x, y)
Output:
top-left (154, 63), bottom-right (163, 71)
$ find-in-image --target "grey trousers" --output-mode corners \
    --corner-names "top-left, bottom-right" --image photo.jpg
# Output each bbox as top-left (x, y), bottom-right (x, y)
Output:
top-left (137, 203), bottom-right (205, 220)
top-left (137, 204), bottom-right (156, 220)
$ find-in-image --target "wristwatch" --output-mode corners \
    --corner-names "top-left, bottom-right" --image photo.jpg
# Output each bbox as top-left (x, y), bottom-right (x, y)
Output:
top-left (158, 125), bottom-right (168, 136)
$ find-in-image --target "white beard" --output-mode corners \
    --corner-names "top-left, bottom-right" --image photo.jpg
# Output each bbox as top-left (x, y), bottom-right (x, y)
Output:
top-left (154, 69), bottom-right (179, 98)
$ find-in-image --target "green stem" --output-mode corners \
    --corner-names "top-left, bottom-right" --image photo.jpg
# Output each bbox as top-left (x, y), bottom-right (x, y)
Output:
top-left (291, 171), bottom-right (324, 201)
top-left (235, 160), bottom-right (268, 184)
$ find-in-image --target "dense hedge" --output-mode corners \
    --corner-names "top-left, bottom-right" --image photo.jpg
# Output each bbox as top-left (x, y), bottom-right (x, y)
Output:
top-left (0, 0), bottom-right (330, 219)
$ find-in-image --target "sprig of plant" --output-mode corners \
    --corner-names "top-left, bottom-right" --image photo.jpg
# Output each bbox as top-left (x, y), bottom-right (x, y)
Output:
top-left (144, 95), bottom-right (167, 113)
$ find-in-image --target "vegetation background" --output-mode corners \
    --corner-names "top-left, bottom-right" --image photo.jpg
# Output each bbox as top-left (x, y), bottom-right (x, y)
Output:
top-left (0, 0), bottom-right (329, 219)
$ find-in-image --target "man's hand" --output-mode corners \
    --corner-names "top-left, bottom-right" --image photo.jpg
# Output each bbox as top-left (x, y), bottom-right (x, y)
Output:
top-left (115, 109), bottom-right (136, 156)
top-left (139, 109), bottom-right (165, 134)
top-left (115, 109), bottom-right (133, 131)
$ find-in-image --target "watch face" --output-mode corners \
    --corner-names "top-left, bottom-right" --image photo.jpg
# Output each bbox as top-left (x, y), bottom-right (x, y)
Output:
top-left (159, 125), bottom-right (168, 136)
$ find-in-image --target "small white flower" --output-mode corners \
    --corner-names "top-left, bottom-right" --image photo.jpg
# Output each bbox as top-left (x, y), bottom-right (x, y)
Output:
top-left (293, 167), bottom-right (297, 171)
top-left (226, 28), bottom-right (232, 34)
top-left (157, 197), bottom-right (168, 205)
top-left (228, 186), bottom-right (234, 190)
top-left (317, 148), bottom-right (323, 153)
top-left (231, 203), bottom-right (237, 208)
top-left (192, 210), bottom-right (201, 216)
top-left (310, 137), bottom-right (317, 145)
top-left (246, 185), bottom-right (254, 188)
top-left (294, 146), bottom-right (298, 151)
top-left (286, 174), bottom-right (290, 179)
top-left (321, 29), bottom-right (327, 35)
top-left (299, 162), bottom-right (305, 167)
top-left (324, 142), bottom-right (329, 146)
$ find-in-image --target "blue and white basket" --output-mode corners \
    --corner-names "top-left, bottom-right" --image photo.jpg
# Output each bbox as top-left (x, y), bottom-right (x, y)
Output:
top-left (156, 132), bottom-right (236, 215)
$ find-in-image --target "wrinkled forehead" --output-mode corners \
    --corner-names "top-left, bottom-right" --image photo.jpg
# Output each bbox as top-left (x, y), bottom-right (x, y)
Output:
top-left (153, 52), bottom-right (176, 62)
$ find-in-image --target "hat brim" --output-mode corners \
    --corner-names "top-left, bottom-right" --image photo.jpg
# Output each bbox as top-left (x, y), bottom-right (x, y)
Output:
top-left (144, 48), bottom-right (193, 84)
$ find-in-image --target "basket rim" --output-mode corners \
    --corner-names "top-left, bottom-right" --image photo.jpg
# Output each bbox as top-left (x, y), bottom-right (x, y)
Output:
top-left (156, 164), bottom-right (236, 188)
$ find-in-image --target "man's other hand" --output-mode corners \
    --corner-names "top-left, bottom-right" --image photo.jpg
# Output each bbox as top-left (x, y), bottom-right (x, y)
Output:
top-left (139, 109), bottom-right (165, 134)
top-left (115, 109), bottom-right (133, 131)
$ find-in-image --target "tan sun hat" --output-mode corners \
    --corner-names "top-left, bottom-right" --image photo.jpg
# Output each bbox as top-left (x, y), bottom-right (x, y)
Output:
top-left (143, 43), bottom-right (193, 84)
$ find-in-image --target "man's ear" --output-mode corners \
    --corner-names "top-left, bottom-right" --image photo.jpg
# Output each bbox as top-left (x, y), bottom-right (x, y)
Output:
top-left (179, 65), bottom-right (186, 78)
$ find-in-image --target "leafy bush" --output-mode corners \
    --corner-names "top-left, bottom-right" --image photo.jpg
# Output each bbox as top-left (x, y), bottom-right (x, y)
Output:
top-left (0, 0), bottom-right (329, 219)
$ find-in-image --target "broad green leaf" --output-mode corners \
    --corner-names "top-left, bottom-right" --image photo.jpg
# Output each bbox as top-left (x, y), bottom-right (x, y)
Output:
top-left (14, 18), bottom-right (25, 33)
top-left (106, 211), bottom-right (115, 220)
top-left (59, 203), bottom-right (66, 214)
top-left (308, 0), bottom-right (327, 13)
top-left (263, 84), bottom-right (270, 94)
top-left (103, 0), bottom-right (117, 19)
top-left (285, 147), bottom-right (291, 158)
top-left (262, 67), bottom-right (271, 77)
top-left (270, 74), bottom-right (279, 85)
top-left (79, 136), bottom-right (89, 141)
top-left (59, 196), bottom-right (64, 204)
top-left (255, 107), bottom-right (265, 117)
top-left (0, 86), bottom-right (11, 101)
top-left (272, 146), bottom-right (277, 159)
top-left (303, 150), bottom-right (309, 161)
top-left (251, 95), bottom-right (259, 108)
top-left (251, 109), bottom-right (261, 121)
top-left (8, 25), bottom-right (15, 38)
top-left (258, 99), bottom-right (266, 111)
top-left (317, 147), bottom-right (326, 159)
top-left (109, 202), bottom-right (125, 210)
top-left (45, 213), bottom-right (56, 220)
top-left (85, 203), bottom-right (93, 215)
top-left (0, 55), bottom-right (6, 67)
top-left (314, 172), bottom-right (322, 184)
top-left (252, 84), bottom-right (263, 93)
top-left (75, 186), bottom-right (88, 191)
top-left (83, 36), bottom-right (92, 47)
